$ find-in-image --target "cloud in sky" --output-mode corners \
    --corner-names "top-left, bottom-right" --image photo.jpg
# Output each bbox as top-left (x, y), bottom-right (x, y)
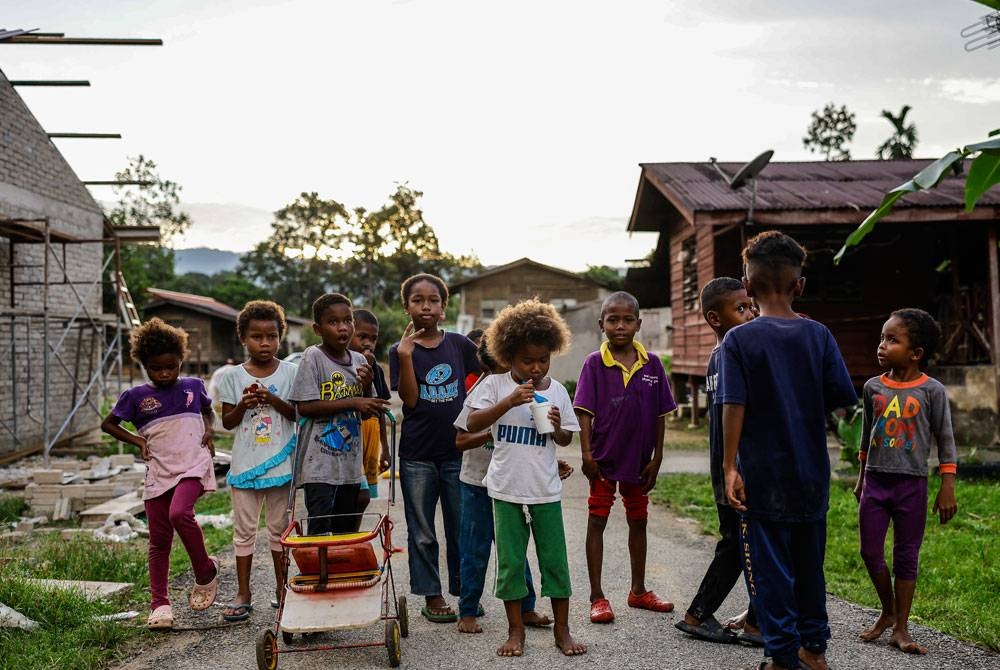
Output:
top-left (3, 0), bottom-right (998, 269)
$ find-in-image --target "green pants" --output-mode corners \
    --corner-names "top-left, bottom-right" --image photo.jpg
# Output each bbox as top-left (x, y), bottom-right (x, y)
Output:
top-left (492, 499), bottom-right (572, 600)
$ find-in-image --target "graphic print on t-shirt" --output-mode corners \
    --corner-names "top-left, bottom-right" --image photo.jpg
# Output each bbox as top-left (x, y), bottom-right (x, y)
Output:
top-left (869, 392), bottom-right (919, 452)
top-left (420, 363), bottom-right (459, 403)
top-left (315, 369), bottom-right (362, 454)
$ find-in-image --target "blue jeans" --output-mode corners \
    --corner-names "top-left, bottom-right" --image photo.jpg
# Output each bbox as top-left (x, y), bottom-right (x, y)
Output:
top-left (458, 482), bottom-right (537, 618)
top-left (399, 458), bottom-right (462, 597)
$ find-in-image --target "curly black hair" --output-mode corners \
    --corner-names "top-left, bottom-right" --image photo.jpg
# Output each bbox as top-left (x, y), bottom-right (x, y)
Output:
top-left (312, 292), bottom-right (352, 323)
top-left (742, 231), bottom-right (807, 294)
top-left (130, 317), bottom-right (188, 364)
top-left (237, 300), bottom-right (287, 340)
top-left (485, 298), bottom-right (571, 366)
top-left (400, 273), bottom-right (448, 306)
top-left (891, 308), bottom-right (941, 370)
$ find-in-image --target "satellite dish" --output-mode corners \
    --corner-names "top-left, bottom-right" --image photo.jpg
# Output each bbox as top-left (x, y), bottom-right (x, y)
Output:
top-left (729, 150), bottom-right (774, 190)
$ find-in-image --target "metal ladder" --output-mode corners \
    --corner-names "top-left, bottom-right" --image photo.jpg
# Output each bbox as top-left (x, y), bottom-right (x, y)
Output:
top-left (116, 271), bottom-right (142, 329)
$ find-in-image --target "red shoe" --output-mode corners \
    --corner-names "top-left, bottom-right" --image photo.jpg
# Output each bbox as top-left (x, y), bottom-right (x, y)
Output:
top-left (627, 590), bottom-right (674, 613)
top-left (589, 597), bottom-right (615, 623)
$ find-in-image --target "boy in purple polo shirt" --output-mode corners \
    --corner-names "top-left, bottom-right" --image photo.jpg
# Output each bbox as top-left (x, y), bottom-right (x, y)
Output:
top-left (574, 291), bottom-right (677, 624)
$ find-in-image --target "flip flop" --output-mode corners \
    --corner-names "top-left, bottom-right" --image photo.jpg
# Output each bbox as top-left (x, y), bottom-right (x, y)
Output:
top-left (222, 602), bottom-right (253, 622)
top-left (738, 630), bottom-right (765, 647)
top-left (420, 605), bottom-right (458, 623)
top-left (189, 556), bottom-right (221, 611)
top-left (674, 615), bottom-right (738, 643)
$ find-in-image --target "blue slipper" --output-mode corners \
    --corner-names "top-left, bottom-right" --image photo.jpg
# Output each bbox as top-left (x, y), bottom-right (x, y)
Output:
top-left (223, 602), bottom-right (253, 622)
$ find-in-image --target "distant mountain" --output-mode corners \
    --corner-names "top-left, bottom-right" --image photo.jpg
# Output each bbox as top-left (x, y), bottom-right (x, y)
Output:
top-left (174, 247), bottom-right (242, 276)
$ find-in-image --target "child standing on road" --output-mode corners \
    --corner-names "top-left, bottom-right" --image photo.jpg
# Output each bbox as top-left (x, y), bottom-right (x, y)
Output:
top-left (219, 300), bottom-right (298, 621)
top-left (291, 293), bottom-right (389, 535)
top-left (389, 273), bottom-right (480, 623)
top-left (573, 291), bottom-right (677, 624)
top-left (350, 309), bottom-right (392, 521)
top-left (101, 318), bottom-right (220, 630)
top-left (719, 231), bottom-right (857, 670)
top-left (854, 308), bottom-right (958, 655)
top-left (676, 278), bottom-right (761, 645)
top-left (466, 298), bottom-right (586, 657)
top-left (454, 334), bottom-right (566, 634)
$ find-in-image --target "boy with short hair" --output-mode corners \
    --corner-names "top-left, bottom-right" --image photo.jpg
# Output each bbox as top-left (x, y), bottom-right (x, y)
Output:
top-left (574, 291), bottom-right (677, 624)
top-left (676, 278), bottom-right (760, 644)
top-left (350, 309), bottom-right (392, 521)
top-left (719, 231), bottom-right (857, 670)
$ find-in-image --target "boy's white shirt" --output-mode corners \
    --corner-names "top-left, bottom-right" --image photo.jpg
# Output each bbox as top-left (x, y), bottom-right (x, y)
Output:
top-left (467, 372), bottom-right (579, 505)
top-left (454, 398), bottom-right (492, 487)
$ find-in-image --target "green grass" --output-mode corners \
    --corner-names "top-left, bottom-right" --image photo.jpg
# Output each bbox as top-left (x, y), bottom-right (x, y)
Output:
top-left (0, 496), bottom-right (28, 523)
top-left (0, 488), bottom-right (237, 669)
top-left (652, 473), bottom-right (1000, 651)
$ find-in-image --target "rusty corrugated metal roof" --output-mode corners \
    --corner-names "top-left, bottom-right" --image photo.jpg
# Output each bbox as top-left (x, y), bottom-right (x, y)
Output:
top-left (641, 159), bottom-right (998, 212)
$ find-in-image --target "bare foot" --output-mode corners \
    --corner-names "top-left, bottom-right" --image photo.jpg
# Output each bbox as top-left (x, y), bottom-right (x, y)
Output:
top-left (859, 612), bottom-right (895, 642)
top-left (797, 647), bottom-right (830, 670)
top-left (458, 616), bottom-right (482, 634)
top-left (724, 609), bottom-right (748, 630)
top-left (522, 610), bottom-right (553, 627)
top-left (553, 625), bottom-right (587, 656)
top-left (889, 629), bottom-right (928, 655)
top-left (497, 627), bottom-right (525, 657)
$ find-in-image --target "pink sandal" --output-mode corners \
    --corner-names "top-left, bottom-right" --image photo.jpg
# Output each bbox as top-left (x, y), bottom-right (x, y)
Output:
top-left (147, 604), bottom-right (174, 630)
top-left (189, 556), bottom-right (220, 611)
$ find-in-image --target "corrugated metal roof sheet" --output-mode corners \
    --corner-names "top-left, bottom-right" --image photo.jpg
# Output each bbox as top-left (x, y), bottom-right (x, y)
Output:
top-left (642, 159), bottom-right (1000, 212)
top-left (146, 288), bottom-right (239, 320)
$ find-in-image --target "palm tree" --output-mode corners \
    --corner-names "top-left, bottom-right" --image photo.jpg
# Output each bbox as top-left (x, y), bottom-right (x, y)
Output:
top-left (876, 105), bottom-right (918, 159)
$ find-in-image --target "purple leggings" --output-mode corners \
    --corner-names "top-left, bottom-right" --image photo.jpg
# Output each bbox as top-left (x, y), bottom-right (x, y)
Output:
top-left (858, 471), bottom-right (927, 581)
top-left (145, 478), bottom-right (216, 609)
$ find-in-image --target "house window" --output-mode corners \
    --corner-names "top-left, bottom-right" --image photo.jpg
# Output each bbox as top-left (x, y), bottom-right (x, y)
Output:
top-left (550, 298), bottom-right (578, 310)
top-left (481, 299), bottom-right (508, 321)
top-left (681, 235), bottom-right (698, 311)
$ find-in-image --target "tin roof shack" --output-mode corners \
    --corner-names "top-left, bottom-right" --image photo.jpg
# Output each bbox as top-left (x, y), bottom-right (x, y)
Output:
top-left (0, 70), bottom-right (108, 458)
top-left (143, 288), bottom-right (242, 374)
top-left (450, 257), bottom-right (611, 332)
top-left (627, 159), bottom-right (1000, 445)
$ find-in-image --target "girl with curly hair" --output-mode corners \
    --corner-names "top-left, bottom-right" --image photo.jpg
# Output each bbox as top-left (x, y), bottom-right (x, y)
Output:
top-left (466, 298), bottom-right (587, 658)
top-left (101, 318), bottom-right (220, 630)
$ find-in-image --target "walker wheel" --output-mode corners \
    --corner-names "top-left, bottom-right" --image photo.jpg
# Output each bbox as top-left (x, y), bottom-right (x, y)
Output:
top-left (281, 630), bottom-right (293, 645)
top-left (256, 629), bottom-right (278, 670)
top-left (397, 595), bottom-right (408, 638)
top-left (385, 620), bottom-right (401, 667)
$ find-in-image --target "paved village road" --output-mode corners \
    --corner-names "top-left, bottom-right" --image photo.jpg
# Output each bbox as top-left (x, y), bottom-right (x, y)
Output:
top-left (116, 448), bottom-right (999, 670)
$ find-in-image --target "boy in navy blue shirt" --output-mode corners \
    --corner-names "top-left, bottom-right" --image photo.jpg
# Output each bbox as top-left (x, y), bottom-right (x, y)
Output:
top-left (719, 231), bottom-right (856, 670)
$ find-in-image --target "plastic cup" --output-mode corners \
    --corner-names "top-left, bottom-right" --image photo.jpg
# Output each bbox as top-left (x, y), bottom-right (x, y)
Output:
top-left (530, 401), bottom-right (555, 434)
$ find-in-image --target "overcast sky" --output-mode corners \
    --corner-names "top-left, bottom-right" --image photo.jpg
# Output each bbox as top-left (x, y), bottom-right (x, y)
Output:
top-left (3, 1), bottom-right (998, 270)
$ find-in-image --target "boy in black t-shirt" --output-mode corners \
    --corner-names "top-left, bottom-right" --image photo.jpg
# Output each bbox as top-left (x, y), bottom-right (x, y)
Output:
top-left (676, 278), bottom-right (760, 645)
top-left (718, 232), bottom-right (856, 670)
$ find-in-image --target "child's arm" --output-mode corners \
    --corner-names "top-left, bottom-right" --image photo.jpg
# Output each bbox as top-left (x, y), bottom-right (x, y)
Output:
top-left (101, 414), bottom-right (148, 460)
top-left (931, 382), bottom-right (958, 524)
top-left (455, 428), bottom-right (492, 452)
top-left (297, 396), bottom-right (389, 418)
top-left (201, 407), bottom-right (215, 456)
top-left (395, 323), bottom-right (421, 409)
top-left (854, 387), bottom-right (874, 501)
top-left (722, 403), bottom-right (747, 512)
top-left (640, 415), bottom-right (665, 493)
top-left (258, 389), bottom-right (297, 423)
top-left (546, 404), bottom-right (573, 447)
top-left (576, 411), bottom-right (602, 482)
top-left (220, 386), bottom-right (263, 430)
top-left (467, 382), bottom-right (534, 433)
top-left (378, 414), bottom-right (391, 473)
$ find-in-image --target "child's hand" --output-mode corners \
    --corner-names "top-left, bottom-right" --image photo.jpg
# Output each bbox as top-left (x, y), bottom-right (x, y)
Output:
top-left (725, 468), bottom-right (747, 512)
top-left (396, 322), bottom-right (425, 358)
top-left (357, 363), bottom-right (373, 388)
top-left (640, 456), bottom-right (662, 493)
top-left (240, 390), bottom-right (260, 409)
top-left (379, 445), bottom-right (391, 474)
top-left (356, 397), bottom-right (390, 418)
top-left (201, 430), bottom-right (215, 457)
top-left (933, 478), bottom-right (958, 524)
top-left (136, 436), bottom-right (150, 461)
top-left (547, 405), bottom-right (561, 432)
top-left (507, 382), bottom-right (535, 408)
top-left (557, 459), bottom-right (573, 480)
top-left (581, 457), bottom-right (603, 482)
top-left (256, 388), bottom-right (275, 407)
top-left (363, 350), bottom-right (377, 367)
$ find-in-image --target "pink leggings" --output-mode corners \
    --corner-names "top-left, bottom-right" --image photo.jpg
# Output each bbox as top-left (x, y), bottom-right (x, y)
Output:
top-left (145, 478), bottom-right (216, 609)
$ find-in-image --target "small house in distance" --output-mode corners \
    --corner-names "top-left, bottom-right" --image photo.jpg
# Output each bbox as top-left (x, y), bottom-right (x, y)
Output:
top-left (626, 159), bottom-right (1000, 444)
top-left (144, 288), bottom-right (242, 374)
top-left (450, 257), bottom-right (611, 332)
